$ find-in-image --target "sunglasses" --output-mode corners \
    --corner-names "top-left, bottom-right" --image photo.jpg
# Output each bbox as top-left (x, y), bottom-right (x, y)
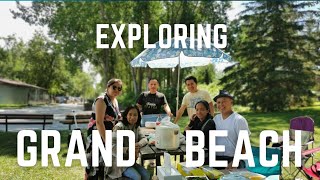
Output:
top-left (112, 85), bottom-right (122, 91)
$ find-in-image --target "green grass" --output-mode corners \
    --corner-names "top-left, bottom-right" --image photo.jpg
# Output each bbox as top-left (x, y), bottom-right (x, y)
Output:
top-left (1, 103), bottom-right (320, 179)
top-left (0, 104), bottom-right (28, 108)
top-left (0, 130), bottom-right (84, 179)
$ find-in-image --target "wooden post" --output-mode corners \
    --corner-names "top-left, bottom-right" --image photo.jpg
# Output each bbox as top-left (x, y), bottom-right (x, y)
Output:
top-left (43, 115), bottom-right (46, 130)
top-left (5, 115), bottom-right (8, 132)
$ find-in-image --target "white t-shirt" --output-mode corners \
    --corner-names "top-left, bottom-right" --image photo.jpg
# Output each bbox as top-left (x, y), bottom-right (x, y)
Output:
top-left (213, 112), bottom-right (250, 157)
top-left (181, 89), bottom-right (212, 119)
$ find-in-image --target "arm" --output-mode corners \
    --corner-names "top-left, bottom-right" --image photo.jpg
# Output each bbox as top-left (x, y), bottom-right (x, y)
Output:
top-left (162, 95), bottom-right (173, 117)
top-left (136, 93), bottom-right (143, 113)
top-left (203, 91), bottom-right (214, 116)
top-left (174, 105), bottom-right (187, 124)
top-left (137, 127), bottom-right (148, 147)
top-left (163, 104), bottom-right (173, 117)
top-left (184, 115), bottom-right (196, 131)
top-left (237, 117), bottom-right (250, 154)
top-left (112, 125), bottom-right (130, 159)
top-left (95, 98), bottom-right (107, 142)
top-left (136, 103), bottom-right (143, 114)
top-left (209, 102), bottom-right (215, 116)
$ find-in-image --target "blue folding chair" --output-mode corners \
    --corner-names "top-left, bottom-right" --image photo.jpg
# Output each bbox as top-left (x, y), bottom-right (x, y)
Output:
top-left (246, 146), bottom-right (282, 179)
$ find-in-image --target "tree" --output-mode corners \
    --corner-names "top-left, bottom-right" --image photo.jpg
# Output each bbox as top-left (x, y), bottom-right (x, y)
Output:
top-left (0, 36), bottom-right (27, 80)
top-left (220, 1), bottom-right (319, 111)
top-left (11, 1), bottom-right (233, 100)
top-left (68, 69), bottom-right (95, 99)
top-left (192, 65), bottom-right (216, 85)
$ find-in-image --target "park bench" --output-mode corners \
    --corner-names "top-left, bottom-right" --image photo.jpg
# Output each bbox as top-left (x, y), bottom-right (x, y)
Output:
top-left (61, 114), bottom-right (91, 130)
top-left (0, 114), bottom-right (54, 132)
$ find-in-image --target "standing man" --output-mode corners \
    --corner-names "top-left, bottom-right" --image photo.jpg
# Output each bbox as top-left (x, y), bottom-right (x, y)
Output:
top-left (136, 78), bottom-right (173, 117)
top-left (136, 78), bottom-right (172, 174)
top-left (213, 90), bottom-right (250, 169)
top-left (174, 76), bottom-right (214, 124)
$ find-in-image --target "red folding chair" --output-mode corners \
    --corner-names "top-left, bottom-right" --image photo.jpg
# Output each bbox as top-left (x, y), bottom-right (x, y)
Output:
top-left (302, 147), bottom-right (320, 180)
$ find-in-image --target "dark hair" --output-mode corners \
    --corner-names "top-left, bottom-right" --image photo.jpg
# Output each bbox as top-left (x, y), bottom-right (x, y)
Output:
top-left (195, 100), bottom-right (212, 119)
top-left (195, 100), bottom-right (209, 110)
top-left (185, 76), bottom-right (197, 84)
top-left (148, 78), bottom-right (159, 83)
top-left (122, 105), bottom-right (141, 128)
top-left (107, 78), bottom-right (122, 88)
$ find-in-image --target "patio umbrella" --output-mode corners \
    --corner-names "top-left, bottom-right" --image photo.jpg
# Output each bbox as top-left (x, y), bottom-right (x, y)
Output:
top-left (130, 37), bottom-right (234, 113)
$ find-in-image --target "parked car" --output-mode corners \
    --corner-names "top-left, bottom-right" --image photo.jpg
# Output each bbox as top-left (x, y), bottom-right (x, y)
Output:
top-left (55, 96), bottom-right (67, 103)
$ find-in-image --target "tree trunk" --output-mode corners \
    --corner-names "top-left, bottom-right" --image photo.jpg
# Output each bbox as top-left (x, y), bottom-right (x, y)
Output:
top-left (147, 66), bottom-right (152, 80)
top-left (138, 68), bottom-right (143, 93)
top-left (119, 48), bottom-right (138, 95)
top-left (100, 2), bottom-right (109, 84)
top-left (166, 69), bottom-right (170, 89)
top-left (103, 50), bottom-right (109, 84)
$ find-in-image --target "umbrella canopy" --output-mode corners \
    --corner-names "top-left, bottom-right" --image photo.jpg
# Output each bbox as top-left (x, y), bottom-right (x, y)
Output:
top-left (131, 38), bottom-right (232, 68)
top-left (130, 37), bottom-right (234, 113)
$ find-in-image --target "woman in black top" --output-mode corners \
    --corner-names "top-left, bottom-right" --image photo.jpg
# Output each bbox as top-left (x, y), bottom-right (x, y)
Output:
top-left (183, 100), bottom-right (216, 165)
top-left (85, 78), bottom-right (122, 180)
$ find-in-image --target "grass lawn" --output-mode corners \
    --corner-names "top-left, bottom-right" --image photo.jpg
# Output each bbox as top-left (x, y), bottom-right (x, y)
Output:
top-left (1, 103), bottom-right (320, 179)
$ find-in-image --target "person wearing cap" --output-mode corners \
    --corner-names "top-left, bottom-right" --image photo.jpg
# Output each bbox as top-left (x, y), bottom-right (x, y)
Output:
top-left (213, 90), bottom-right (250, 169)
top-left (136, 78), bottom-right (173, 117)
top-left (174, 76), bottom-right (214, 124)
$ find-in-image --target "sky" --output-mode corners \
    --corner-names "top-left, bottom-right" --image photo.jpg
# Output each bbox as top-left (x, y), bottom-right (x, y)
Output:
top-left (0, 1), bottom-right (245, 76)
top-left (0, 2), bottom-right (48, 43)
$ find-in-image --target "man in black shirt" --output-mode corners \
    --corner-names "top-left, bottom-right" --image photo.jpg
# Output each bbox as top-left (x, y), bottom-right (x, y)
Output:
top-left (136, 78), bottom-right (173, 117)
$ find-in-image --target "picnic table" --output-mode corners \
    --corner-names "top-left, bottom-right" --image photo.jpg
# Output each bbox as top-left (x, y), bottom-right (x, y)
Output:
top-left (0, 113), bottom-right (54, 132)
top-left (140, 144), bottom-right (187, 167)
top-left (61, 113), bottom-right (91, 130)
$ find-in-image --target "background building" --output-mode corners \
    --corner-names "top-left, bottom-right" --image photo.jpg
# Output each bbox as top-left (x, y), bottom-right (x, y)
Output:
top-left (0, 78), bottom-right (49, 105)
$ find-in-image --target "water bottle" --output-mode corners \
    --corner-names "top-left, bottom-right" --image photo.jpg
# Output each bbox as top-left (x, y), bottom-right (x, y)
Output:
top-left (156, 115), bottom-right (161, 126)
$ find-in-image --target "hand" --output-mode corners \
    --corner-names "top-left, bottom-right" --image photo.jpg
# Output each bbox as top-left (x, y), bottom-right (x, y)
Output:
top-left (226, 161), bottom-right (235, 170)
top-left (167, 112), bottom-right (174, 118)
top-left (190, 114), bottom-right (197, 121)
top-left (149, 140), bottom-right (155, 145)
top-left (135, 143), bottom-right (140, 160)
top-left (104, 114), bottom-right (114, 121)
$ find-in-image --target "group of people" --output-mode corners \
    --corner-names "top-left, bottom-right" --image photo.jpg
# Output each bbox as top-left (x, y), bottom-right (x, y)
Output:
top-left (84, 76), bottom-right (250, 180)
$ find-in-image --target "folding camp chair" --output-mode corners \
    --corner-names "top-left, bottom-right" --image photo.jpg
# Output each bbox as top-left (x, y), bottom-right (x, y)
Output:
top-left (245, 146), bottom-right (282, 179)
top-left (301, 147), bottom-right (320, 180)
top-left (282, 116), bottom-right (315, 179)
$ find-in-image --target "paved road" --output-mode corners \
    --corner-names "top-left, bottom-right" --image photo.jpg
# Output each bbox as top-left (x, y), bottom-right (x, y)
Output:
top-left (0, 104), bottom-right (91, 132)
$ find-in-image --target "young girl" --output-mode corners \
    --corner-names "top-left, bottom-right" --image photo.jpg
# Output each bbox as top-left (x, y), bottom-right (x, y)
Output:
top-left (106, 105), bottom-right (150, 180)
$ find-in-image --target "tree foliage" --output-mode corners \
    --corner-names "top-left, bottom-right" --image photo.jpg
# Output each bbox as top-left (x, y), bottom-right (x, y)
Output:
top-left (11, 2), bottom-right (232, 96)
top-left (220, 1), bottom-right (320, 111)
top-left (0, 33), bottom-right (95, 98)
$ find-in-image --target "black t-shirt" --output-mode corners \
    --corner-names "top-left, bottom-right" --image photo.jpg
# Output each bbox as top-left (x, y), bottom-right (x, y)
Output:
top-left (185, 115), bottom-right (216, 149)
top-left (136, 91), bottom-right (168, 115)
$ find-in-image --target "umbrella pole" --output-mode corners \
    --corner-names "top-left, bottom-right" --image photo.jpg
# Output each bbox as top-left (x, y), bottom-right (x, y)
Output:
top-left (176, 55), bottom-right (181, 115)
